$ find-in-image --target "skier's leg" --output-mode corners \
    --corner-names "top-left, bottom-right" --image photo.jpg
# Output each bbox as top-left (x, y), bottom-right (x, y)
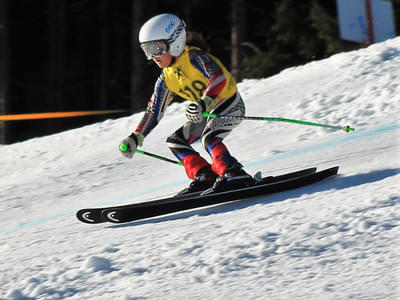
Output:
top-left (202, 92), bottom-right (254, 190)
top-left (202, 92), bottom-right (246, 176)
top-left (167, 121), bottom-right (218, 194)
top-left (166, 120), bottom-right (211, 180)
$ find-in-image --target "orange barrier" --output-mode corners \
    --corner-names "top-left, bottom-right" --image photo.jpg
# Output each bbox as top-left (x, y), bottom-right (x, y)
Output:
top-left (0, 110), bottom-right (128, 121)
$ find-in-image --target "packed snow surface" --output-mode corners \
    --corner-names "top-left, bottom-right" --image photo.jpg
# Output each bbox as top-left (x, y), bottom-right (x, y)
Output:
top-left (1, 37), bottom-right (399, 300)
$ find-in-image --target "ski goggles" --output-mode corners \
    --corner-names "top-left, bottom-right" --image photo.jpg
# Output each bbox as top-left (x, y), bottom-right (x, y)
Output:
top-left (140, 40), bottom-right (169, 60)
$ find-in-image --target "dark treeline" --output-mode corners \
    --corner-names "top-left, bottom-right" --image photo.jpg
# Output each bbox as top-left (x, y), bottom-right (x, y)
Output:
top-left (0, 0), bottom-right (399, 143)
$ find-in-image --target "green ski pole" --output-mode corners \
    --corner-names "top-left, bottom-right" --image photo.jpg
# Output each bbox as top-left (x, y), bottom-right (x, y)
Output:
top-left (203, 112), bottom-right (355, 132)
top-left (119, 144), bottom-right (183, 166)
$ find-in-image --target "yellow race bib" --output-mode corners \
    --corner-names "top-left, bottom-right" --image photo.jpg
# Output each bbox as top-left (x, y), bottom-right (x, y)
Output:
top-left (163, 46), bottom-right (237, 104)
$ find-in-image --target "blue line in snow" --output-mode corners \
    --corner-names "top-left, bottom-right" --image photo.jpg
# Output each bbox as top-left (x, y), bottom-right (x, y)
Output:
top-left (1, 123), bottom-right (399, 234)
top-left (245, 123), bottom-right (400, 167)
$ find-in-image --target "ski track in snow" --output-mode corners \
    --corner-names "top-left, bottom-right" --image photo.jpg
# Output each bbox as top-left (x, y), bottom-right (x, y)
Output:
top-left (1, 37), bottom-right (399, 300)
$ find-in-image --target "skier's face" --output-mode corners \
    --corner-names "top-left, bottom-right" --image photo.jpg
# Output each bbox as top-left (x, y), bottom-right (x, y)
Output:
top-left (152, 52), bottom-right (172, 68)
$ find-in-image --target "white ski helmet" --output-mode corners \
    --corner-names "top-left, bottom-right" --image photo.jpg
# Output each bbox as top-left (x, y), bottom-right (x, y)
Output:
top-left (139, 13), bottom-right (186, 59)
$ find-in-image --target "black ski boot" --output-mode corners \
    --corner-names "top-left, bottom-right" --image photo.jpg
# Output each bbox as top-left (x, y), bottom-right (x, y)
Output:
top-left (213, 163), bottom-right (255, 192)
top-left (177, 166), bottom-right (217, 195)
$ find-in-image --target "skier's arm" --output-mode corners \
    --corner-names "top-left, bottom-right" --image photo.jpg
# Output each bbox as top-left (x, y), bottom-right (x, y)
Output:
top-left (119, 73), bottom-right (175, 158)
top-left (134, 73), bottom-right (175, 138)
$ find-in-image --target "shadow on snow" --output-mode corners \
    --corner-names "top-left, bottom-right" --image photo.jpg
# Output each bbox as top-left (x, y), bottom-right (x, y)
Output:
top-left (108, 167), bottom-right (400, 228)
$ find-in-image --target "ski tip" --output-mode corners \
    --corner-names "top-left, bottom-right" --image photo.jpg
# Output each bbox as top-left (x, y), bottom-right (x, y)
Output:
top-left (101, 210), bottom-right (121, 223)
top-left (76, 209), bottom-right (107, 224)
top-left (76, 210), bottom-right (96, 224)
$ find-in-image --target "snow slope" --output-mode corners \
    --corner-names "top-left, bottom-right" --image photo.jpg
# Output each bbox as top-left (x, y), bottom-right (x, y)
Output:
top-left (1, 37), bottom-right (399, 300)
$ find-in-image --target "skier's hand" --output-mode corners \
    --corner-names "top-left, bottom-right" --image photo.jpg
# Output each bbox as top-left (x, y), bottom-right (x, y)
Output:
top-left (185, 96), bottom-right (214, 123)
top-left (119, 133), bottom-right (144, 159)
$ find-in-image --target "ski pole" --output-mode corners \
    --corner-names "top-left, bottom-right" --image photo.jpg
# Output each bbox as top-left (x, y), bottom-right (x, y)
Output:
top-left (135, 149), bottom-right (183, 166)
top-left (203, 112), bottom-right (355, 132)
top-left (119, 143), bottom-right (183, 166)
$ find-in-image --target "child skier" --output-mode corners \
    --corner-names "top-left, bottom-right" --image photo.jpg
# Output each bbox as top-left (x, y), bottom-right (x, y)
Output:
top-left (120, 13), bottom-right (253, 193)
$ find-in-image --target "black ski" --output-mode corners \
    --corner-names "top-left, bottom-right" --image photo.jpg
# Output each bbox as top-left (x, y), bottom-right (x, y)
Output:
top-left (76, 167), bottom-right (317, 224)
top-left (101, 166), bottom-right (338, 224)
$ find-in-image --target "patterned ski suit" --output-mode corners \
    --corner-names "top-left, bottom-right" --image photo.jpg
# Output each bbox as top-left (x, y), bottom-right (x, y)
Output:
top-left (134, 46), bottom-right (245, 179)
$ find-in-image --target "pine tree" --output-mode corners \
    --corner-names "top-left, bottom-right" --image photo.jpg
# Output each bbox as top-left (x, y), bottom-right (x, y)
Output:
top-left (240, 0), bottom-right (360, 79)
